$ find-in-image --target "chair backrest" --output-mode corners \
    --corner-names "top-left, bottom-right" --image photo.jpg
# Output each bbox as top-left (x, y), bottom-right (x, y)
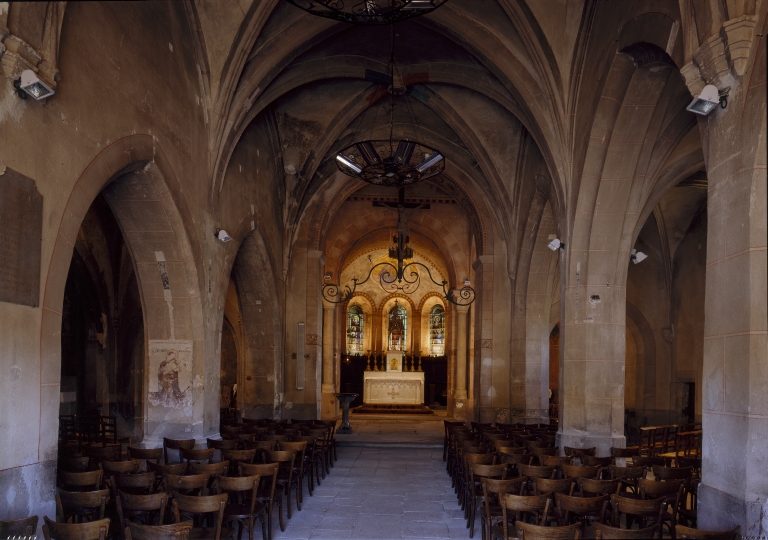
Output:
top-left (563, 446), bottom-right (596, 457)
top-left (163, 473), bottom-right (210, 494)
top-left (593, 522), bottom-right (659, 539)
top-left (675, 525), bottom-right (741, 540)
top-left (608, 465), bottom-right (646, 481)
top-left (534, 477), bottom-right (574, 496)
top-left (651, 465), bottom-right (693, 483)
top-left (116, 491), bottom-right (169, 530)
top-left (113, 472), bottom-right (156, 495)
top-left (127, 447), bottom-right (163, 462)
top-left (125, 521), bottom-right (192, 540)
top-left (59, 469), bottom-right (103, 490)
top-left (561, 464), bottom-right (600, 479)
top-left (497, 445), bottom-right (527, 455)
top-left (102, 460), bottom-right (140, 476)
top-left (0, 516), bottom-right (38, 538)
top-left (581, 456), bottom-right (611, 468)
top-left (162, 438), bottom-right (195, 464)
top-left (501, 453), bottom-right (533, 467)
top-left (222, 449), bottom-right (256, 466)
top-left (180, 448), bottom-right (215, 465)
top-left (147, 462), bottom-right (187, 476)
top-left (43, 517), bottom-right (110, 540)
top-left (555, 492), bottom-right (608, 520)
top-left (638, 478), bottom-right (683, 499)
top-left (279, 441), bottom-right (308, 462)
top-left (632, 456), bottom-right (665, 468)
top-left (206, 438), bottom-right (238, 451)
top-left (515, 521), bottom-right (581, 540)
top-left (57, 489), bottom-right (110, 521)
top-left (216, 475), bottom-right (260, 515)
top-left (188, 461), bottom-right (230, 481)
top-left (240, 462), bottom-right (279, 501)
top-left (518, 464), bottom-right (556, 479)
top-left (578, 478), bottom-right (619, 496)
top-left (610, 494), bottom-right (664, 522)
top-left (172, 493), bottom-right (228, 540)
top-left (471, 462), bottom-right (508, 482)
top-left (541, 455), bottom-right (572, 467)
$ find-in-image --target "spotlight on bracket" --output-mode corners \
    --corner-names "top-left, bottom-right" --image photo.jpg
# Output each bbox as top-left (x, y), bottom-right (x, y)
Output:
top-left (14, 69), bottom-right (55, 101)
top-left (686, 84), bottom-right (727, 115)
top-left (214, 229), bottom-right (232, 243)
top-left (630, 249), bottom-right (647, 264)
top-left (547, 238), bottom-right (565, 251)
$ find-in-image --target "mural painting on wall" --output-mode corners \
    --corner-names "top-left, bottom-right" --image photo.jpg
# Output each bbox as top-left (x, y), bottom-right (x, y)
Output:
top-left (148, 340), bottom-right (194, 409)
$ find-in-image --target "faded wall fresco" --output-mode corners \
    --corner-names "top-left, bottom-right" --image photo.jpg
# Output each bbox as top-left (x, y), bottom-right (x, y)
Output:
top-left (148, 340), bottom-right (193, 409)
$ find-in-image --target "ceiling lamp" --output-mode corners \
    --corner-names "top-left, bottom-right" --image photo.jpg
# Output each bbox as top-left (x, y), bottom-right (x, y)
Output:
top-left (286, 0), bottom-right (448, 26)
top-left (335, 140), bottom-right (444, 186)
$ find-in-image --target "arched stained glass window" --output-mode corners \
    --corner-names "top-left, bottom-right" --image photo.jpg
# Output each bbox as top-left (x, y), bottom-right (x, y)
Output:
top-left (346, 305), bottom-right (364, 354)
top-left (429, 305), bottom-right (446, 356)
top-left (388, 302), bottom-right (407, 351)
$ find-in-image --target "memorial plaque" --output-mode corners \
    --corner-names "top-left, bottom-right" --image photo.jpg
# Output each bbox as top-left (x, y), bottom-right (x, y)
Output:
top-left (0, 167), bottom-right (42, 307)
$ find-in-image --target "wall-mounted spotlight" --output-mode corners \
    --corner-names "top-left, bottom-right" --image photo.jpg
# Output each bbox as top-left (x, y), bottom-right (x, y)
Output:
top-left (214, 229), bottom-right (232, 242)
top-left (547, 238), bottom-right (565, 251)
top-left (13, 70), bottom-right (55, 101)
top-left (630, 249), bottom-right (647, 264)
top-left (686, 84), bottom-right (728, 115)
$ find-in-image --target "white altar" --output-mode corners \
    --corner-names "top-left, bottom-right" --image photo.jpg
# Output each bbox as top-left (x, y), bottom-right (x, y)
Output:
top-left (363, 351), bottom-right (425, 405)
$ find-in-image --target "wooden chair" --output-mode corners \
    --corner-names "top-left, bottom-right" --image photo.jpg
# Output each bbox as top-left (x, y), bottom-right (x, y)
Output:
top-left (278, 441), bottom-right (308, 511)
top-left (554, 493), bottom-right (608, 530)
top-left (578, 478), bottom-right (619, 497)
top-left (529, 447), bottom-right (558, 465)
top-left (632, 456), bottom-right (665, 469)
top-left (116, 491), bottom-right (169, 532)
top-left (217, 475), bottom-right (267, 540)
top-left (207, 439), bottom-right (238, 451)
top-left (534, 477), bottom-right (574, 497)
top-left (610, 447), bottom-right (639, 460)
top-left (243, 441), bottom-right (274, 466)
top-left (593, 522), bottom-right (659, 539)
top-left (240, 463), bottom-right (279, 540)
top-left (462, 453), bottom-right (495, 512)
top-left (128, 448), bottom-right (163, 472)
top-left (638, 478), bottom-right (684, 538)
top-left (56, 489), bottom-right (110, 523)
top-left (59, 470), bottom-right (104, 491)
top-left (180, 448), bottom-right (215, 466)
top-left (652, 465), bottom-right (692, 486)
top-left (608, 465), bottom-right (646, 495)
top-left (0, 516), bottom-right (38, 538)
top-left (292, 436), bottom-right (320, 496)
top-left (222, 450), bottom-right (256, 476)
top-left (111, 472), bottom-right (157, 498)
top-left (125, 521), bottom-right (191, 540)
top-left (162, 438), bottom-right (195, 465)
top-left (581, 456), bottom-right (611, 468)
top-left (675, 525), bottom-right (741, 540)
top-left (561, 464), bottom-right (600, 480)
top-left (480, 477), bottom-right (526, 540)
top-left (467, 463), bottom-right (507, 537)
top-left (146, 462), bottom-right (185, 490)
top-left (606, 494), bottom-right (664, 530)
top-left (189, 462), bottom-right (230, 491)
top-left (515, 521), bottom-right (580, 540)
top-left (103, 460), bottom-right (140, 476)
top-left (164, 473), bottom-right (210, 496)
top-left (494, 493), bottom-right (551, 539)
top-left (43, 516), bottom-right (110, 540)
top-left (267, 450), bottom-right (296, 528)
top-left (172, 493), bottom-right (234, 540)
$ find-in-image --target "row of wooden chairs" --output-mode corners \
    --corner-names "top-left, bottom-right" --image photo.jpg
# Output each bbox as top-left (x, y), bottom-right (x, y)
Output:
top-left (639, 424), bottom-right (702, 457)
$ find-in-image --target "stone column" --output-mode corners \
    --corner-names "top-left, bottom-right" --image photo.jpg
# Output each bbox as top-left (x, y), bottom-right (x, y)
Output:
top-left (320, 302), bottom-right (337, 419)
top-left (454, 305), bottom-right (469, 402)
top-left (693, 51), bottom-right (767, 532)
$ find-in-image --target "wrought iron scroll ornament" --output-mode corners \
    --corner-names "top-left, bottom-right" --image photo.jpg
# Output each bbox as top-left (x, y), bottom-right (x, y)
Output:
top-left (323, 205), bottom-right (475, 306)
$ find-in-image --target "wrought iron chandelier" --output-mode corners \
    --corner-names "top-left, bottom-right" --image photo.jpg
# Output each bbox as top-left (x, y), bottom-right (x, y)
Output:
top-left (322, 191), bottom-right (475, 306)
top-left (286, 0), bottom-right (448, 26)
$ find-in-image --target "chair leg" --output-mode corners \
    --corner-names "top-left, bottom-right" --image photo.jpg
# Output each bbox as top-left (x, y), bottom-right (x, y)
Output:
top-left (277, 496), bottom-right (285, 532)
top-left (286, 487), bottom-right (292, 519)
top-left (297, 478), bottom-right (303, 510)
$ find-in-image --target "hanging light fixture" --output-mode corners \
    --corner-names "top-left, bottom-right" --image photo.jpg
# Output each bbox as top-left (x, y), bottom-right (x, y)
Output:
top-left (286, 0), bottom-right (448, 26)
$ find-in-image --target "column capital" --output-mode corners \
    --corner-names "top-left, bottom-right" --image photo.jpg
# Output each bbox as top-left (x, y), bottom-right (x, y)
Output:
top-left (454, 304), bottom-right (470, 314)
top-left (322, 299), bottom-right (337, 311)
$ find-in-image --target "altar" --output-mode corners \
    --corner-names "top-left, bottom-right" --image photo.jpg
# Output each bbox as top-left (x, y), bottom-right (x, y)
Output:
top-left (363, 351), bottom-right (425, 405)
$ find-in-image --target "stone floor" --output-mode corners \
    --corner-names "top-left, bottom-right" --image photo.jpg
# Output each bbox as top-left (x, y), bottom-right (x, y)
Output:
top-left (272, 417), bottom-right (471, 540)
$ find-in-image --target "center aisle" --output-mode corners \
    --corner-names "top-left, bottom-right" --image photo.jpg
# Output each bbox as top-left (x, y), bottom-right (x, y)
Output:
top-left (273, 418), bottom-right (470, 539)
